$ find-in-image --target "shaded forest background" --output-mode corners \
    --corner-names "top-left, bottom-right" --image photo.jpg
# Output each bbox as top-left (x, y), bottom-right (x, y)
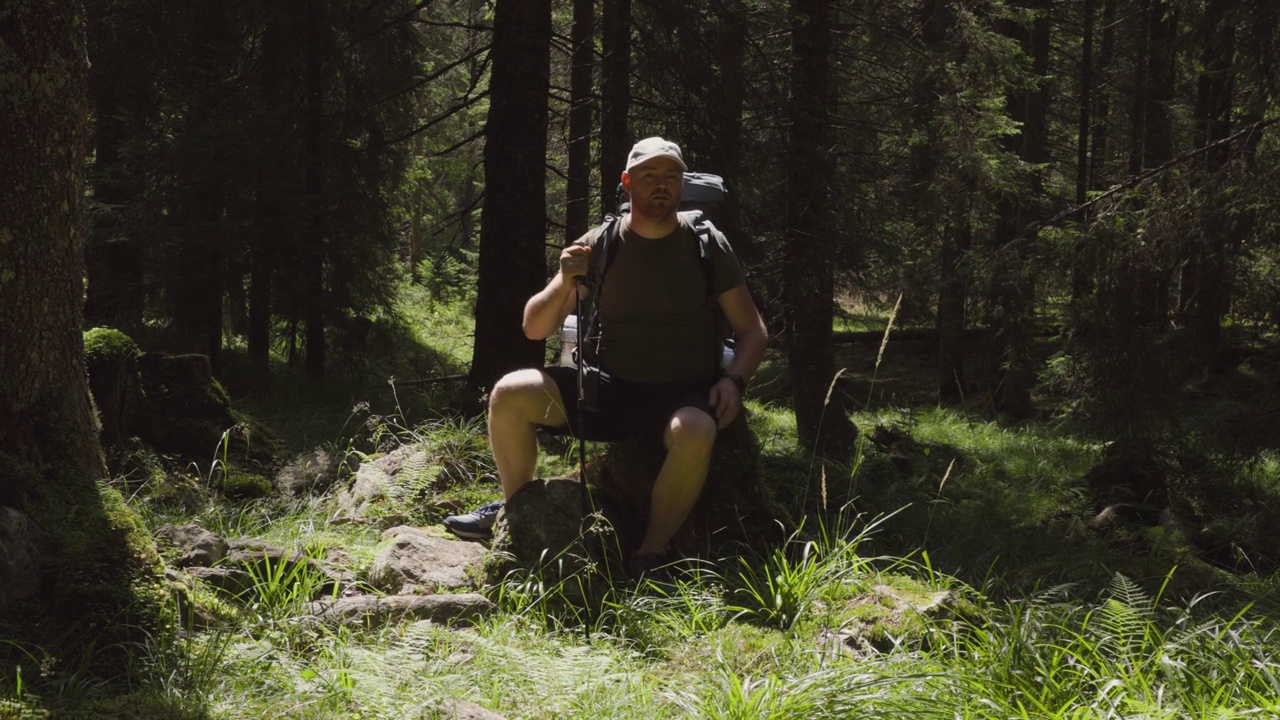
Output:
top-left (77, 0), bottom-right (1280, 454)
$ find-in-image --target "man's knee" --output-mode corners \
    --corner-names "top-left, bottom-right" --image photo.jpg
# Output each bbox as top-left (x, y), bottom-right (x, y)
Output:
top-left (665, 406), bottom-right (718, 453)
top-left (490, 369), bottom-right (566, 426)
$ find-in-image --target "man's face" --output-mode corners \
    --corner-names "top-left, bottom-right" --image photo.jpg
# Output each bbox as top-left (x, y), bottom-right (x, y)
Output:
top-left (624, 157), bottom-right (683, 221)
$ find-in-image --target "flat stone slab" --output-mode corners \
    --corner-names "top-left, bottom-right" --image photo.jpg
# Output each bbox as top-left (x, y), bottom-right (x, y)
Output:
top-left (305, 593), bottom-right (494, 629)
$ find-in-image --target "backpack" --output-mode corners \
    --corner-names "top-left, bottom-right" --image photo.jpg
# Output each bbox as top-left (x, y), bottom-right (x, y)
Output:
top-left (564, 172), bottom-right (735, 375)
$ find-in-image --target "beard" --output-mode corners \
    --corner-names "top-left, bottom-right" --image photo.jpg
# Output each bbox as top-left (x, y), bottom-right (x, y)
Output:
top-left (636, 193), bottom-right (677, 221)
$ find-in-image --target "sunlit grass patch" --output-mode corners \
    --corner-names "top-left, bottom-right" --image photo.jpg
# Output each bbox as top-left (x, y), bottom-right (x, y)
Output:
top-left (745, 399), bottom-right (800, 456)
top-left (901, 407), bottom-right (1102, 484)
top-left (393, 282), bottom-right (475, 373)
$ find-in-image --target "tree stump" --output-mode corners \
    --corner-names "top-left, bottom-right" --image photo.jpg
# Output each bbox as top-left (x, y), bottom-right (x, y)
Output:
top-left (592, 412), bottom-right (794, 558)
top-left (83, 328), bottom-right (145, 447)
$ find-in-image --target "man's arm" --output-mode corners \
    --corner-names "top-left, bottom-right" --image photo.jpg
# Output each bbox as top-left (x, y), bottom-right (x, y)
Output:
top-left (708, 283), bottom-right (767, 428)
top-left (719, 284), bottom-right (767, 380)
top-left (523, 244), bottom-right (591, 340)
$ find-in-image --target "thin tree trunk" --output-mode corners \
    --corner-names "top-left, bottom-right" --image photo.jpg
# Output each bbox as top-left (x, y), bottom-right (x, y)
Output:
top-left (1080, 0), bottom-right (1117, 313)
top-left (566, 0), bottom-right (594, 242)
top-left (709, 0), bottom-right (750, 264)
top-left (247, 0), bottom-right (290, 379)
top-left (85, 93), bottom-right (147, 332)
top-left (1071, 0), bottom-right (1096, 303)
top-left (248, 246), bottom-right (273, 377)
top-left (1181, 0), bottom-right (1238, 358)
top-left (911, 0), bottom-right (972, 405)
top-left (937, 216), bottom-right (971, 404)
top-left (304, 0), bottom-right (327, 378)
top-left (783, 0), bottom-right (857, 457)
top-left (409, 182), bottom-right (424, 282)
top-left (1127, 0), bottom-right (1178, 327)
top-left (992, 0), bottom-right (1051, 420)
top-left (599, 0), bottom-right (631, 213)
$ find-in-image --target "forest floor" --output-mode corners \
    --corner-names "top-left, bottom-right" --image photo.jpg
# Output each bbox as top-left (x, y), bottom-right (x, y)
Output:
top-left (7, 297), bottom-right (1280, 719)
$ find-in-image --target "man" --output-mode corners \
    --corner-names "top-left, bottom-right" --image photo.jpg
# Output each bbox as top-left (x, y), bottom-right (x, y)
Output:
top-left (446, 137), bottom-right (768, 577)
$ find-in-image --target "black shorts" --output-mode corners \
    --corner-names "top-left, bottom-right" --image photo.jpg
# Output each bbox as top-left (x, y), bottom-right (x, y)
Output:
top-left (541, 366), bottom-right (718, 442)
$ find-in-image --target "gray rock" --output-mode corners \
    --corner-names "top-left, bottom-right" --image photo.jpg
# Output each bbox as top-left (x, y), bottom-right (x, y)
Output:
top-left (368, 526), bottom-right (486, 594)
top-left (305, 592), bottom-right (493, 629)
top-left (333, 444), bottom-right (429, 521)
top-left (225, 540), bottom-right (356, 596)
top-left (275, 448), bottom-right (346, 497)
top-left (155, 523), bottom-right (228, 567)
top-left (486, 478), bottom-right (600, 584)
top-left (185, 566), bottom-right (255, 596)
top-left (0, 507), bottom-right (48, 605)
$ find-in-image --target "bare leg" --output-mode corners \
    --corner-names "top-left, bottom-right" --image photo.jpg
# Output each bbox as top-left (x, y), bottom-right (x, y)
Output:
top-left (488, 369), bottom-right (569, 500)
top-left (635, 406), bottom-right (718, 555)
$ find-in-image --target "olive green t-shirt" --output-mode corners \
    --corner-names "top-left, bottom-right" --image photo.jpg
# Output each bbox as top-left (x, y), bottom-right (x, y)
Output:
top-left (575, 215), bottom-right (746, 384)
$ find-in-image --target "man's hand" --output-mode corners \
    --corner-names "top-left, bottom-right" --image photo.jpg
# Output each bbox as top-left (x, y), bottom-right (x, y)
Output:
top-left (709, 377), bottom-right (742, 429)
top-left (559, 244), bottom-right (591, 284)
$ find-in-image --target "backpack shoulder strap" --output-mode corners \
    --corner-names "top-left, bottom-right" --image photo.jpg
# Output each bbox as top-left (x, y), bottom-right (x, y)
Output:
top-left (586, 214), bottom-right (622, 292)
top-left (680, 210), bottom-right (719, 303)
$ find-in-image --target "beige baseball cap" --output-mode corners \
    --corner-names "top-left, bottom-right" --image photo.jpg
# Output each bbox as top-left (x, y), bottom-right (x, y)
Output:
top-left (625, 136), bottom-right (688, 172)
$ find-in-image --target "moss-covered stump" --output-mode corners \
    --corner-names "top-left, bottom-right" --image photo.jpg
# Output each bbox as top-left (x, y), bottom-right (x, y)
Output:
top-left (82, 330), bottom-right (287, 479)
top-left (133, 352), bottom-right (284, 469)
top-left (83, 327), bottom-right (144, 447)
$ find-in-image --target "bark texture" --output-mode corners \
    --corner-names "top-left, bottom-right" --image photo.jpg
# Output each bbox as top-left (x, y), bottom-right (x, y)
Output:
top-left (468, 0), bottom-right (552, 390)
top-left (0, 0), bottom-right (164, 649)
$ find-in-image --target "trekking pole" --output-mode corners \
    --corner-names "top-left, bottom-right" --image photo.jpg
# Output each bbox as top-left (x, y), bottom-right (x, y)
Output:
top-left (574, 279), bottom-right (592, 642)
top-left (573, 279), bottom-right (591, 509)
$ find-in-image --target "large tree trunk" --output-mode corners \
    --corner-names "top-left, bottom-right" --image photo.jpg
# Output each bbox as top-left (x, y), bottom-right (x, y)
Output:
top-left (0, 0), bottom-right (162, 649)
top-left (566, 0), bottom-right (594, 243)
top-left (599, 0), bottom-right (631, 212)
top-left (783, 0), bottom-right (857, 458)
top-left (468, 0), bottom-right (552, 390)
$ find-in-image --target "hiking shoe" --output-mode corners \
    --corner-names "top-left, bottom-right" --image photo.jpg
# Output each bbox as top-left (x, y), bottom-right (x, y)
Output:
top-left (444, 500), bottom-right (503, 539)
top-left (627, 552), bottom-right (670, 584)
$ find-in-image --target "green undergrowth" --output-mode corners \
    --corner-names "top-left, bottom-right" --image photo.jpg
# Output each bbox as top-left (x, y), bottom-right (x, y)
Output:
top-left (9, 396), bottom-right (1280, 717)
top-left (9, 493), bottom-right (1278, 719)
top-left (11, 302), bottom-right (1278, 717)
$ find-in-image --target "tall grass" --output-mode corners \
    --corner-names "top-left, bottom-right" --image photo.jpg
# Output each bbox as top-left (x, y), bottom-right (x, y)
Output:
top-left (933, 573), bottom-right (1280, 717)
